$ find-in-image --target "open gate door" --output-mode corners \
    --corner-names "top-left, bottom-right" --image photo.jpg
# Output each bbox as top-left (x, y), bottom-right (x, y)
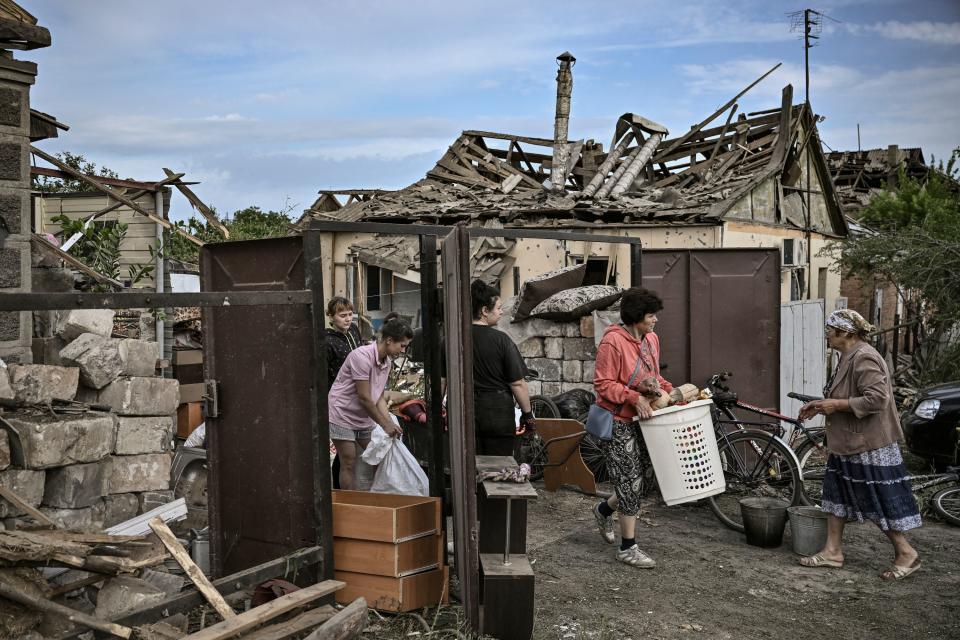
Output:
top-left (201, 236), bottom-right (326, 577)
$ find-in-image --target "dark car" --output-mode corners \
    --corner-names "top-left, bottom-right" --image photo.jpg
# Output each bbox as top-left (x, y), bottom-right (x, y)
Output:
top-left (902, 381), bottom-right (960, 469)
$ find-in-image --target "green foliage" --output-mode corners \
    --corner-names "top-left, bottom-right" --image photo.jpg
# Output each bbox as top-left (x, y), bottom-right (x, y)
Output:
top-left (164, 205), bottom-right (296, 263)
top-left (52, 214), bottom-right (153, 290)
top-left (33, 151), bottom-right (120, 193)
top-left (824, 146), bottom-right (960, 385)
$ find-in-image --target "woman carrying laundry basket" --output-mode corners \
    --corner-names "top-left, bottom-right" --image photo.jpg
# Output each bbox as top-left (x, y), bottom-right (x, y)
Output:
top-left (590, 287), bottom-right (673, 568)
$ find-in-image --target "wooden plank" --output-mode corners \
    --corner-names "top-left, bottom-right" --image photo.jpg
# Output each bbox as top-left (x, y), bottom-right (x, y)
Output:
top-left (0, 484), bottom-right (56, 527)
top-left (163, 168), bottom-right (230, 238)
top-left (462, 130), bottom-right (561, 148)
top-left (481, 481), bottom-right (538, 499)
top-left (181, 580), bottom-right (345, 640)
top-left (0, 580), bottom-right (132, 638)
top-left (83, 172), bottom-right (185, 223)
top-left (241, 605), bottom-right (336, 640)
top-left (652, 63), bottom-right (781, 165)
top-left (148, 517), bottom-right (236, 621)
top-left (30, 146), bottom-right (203, 247)
top-left (303, 598), bottom-right (366, 640)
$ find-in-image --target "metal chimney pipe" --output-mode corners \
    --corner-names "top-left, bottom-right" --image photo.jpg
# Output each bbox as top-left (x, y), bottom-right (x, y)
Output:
top-left (551, 51), bottom-right (576, 193)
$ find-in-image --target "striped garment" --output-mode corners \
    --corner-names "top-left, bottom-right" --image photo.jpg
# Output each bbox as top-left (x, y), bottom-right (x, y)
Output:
top-left (821, 442), bottom-right (922, 531)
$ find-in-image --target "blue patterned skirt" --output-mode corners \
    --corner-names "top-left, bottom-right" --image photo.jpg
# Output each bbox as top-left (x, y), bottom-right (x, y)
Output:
top-left (821, 442), bottom-right (921, 531)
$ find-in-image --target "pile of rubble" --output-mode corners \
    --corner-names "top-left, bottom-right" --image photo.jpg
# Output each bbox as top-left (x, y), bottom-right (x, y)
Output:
top-left (1, 308), bottom-right (178, 533)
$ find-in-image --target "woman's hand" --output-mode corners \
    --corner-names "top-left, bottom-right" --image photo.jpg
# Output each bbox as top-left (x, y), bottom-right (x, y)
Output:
top-left (382, 421), bottom-right (404, 438)
top-left (798, 399), bottom-right (844, 420)
top-left (634, 396), bottom-right (654, 420)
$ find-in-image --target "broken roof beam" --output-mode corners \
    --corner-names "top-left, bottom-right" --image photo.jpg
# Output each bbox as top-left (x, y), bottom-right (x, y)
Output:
top-left (31, 234), bottom-right (125, 290)
top-left (30, 166), bottom-right (171, 192)
top-left (163, 168), bottom-right (229, 238)
top-left (31, 146), bottom-right (204, 247)
top-left (652, 63), bottom-right (782, 164)
top-left (462, 130), bottom-right (564, 148)
top-left (81, 171), bottom-right (185, 224)
top-left (609, 118), bottom-right (668, 199)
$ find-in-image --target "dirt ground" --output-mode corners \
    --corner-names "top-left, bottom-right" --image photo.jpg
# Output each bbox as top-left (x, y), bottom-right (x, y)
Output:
top-left (524, 484), bottom-right (960, 640)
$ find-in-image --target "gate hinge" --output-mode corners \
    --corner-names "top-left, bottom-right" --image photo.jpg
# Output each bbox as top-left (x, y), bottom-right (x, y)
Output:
top-left (203, 379), bottom-right (220, 418)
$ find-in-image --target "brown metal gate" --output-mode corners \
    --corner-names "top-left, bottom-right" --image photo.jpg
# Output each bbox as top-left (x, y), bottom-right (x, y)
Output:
top-left (643, 248), bottom-right (780, 409)
top-left (201, 236), bottom-right (319, 577)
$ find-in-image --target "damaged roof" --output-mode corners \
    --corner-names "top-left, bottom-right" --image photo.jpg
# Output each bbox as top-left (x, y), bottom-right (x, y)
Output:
top-left (826, 146), bottom-right (929, 214)
top-left (302, 84), bottom-right (847, 238)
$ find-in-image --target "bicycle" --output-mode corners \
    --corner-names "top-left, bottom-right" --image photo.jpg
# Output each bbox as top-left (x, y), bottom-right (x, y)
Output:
top-left (705, 372), bottom-right (827, 531)
top-left (516, 369), bottom-right (562, 481)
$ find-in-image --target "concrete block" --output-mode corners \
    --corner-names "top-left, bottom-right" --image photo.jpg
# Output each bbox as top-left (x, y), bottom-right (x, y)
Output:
top-left (115, 416), bottom-right (173, 455)
top-left (138, 489), bottom-right (175, 514)
top-left (39, 500), bottom-right (106, 531)
top-left (30, 267), bottom-right (74, 292)
top-left (0, 310), bottom-right (19, 341)
top-left (106, 454), bottom-right (172, 494)
top-left (562, 322), bottom-right (582, 338)
top-left (518, 337), bottom-right (544, 358)
top-left (31, 336), bottom-right (67, 365)
top-left (525, 357), bottom-right (561, 382)
top-left (54, 309), bottom-right (115, 341)
top-left (8, 363), bottom-right (78, 404)
top-left (563, 337), bottom-right (596, 361)
top-left (580, 315), bottom-right (595, 338)
top-left (3, 413), bottom-right (116, 469)
top-left (103, 493), bottom-right (139, 527)
top-left (562, 360), bottom-right (582, 383)
top-left (499, 316), bottom-right (566, 343)
top-left (74, 384), bottom-right (99, 404)
top-left (119, 339), bottom-right (158, 377)
top-left (43, 462), bottom-right (106, 509)
top-left (95, 576), bottom-right (167, 620)
top-left (544, 337), bottom-right (563, 359)
top-left (526, 380), bottom-right (541, 396)
top-left (60, 333), bottom-right (122, 389)
top-left (0, 365), bottom-right (12, 401)
top-left (583, 359), bottom-right (595, 383)
top-left (0, 429), bottom-right (8, 470)
top-left (561, 382), bottom-right (595, 394)
top-left (139, 568), bottom-right (186, 595)
top-left (542, 382), bottom-right (562, 396)
top-left (98, 377), bottom-right (179, 416)
top-left (0, 468), bottom-right (44, 517)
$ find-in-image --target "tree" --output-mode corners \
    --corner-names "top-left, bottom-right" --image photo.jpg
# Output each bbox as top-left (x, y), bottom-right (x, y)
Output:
top-left (164, 205), bottom-right (296, 264)
top-left (33, 151), bottom-right (120, 193)
top-left (824, 147), bottom-right (960, 386)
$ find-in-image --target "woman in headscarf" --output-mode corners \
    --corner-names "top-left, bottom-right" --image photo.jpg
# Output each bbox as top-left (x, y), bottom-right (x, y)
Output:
top-left (798, 309), bottom-right (922, 580)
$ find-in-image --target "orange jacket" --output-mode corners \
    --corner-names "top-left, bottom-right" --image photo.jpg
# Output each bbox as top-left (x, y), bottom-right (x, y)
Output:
top-left (594, 324), bottom-right (673, 420)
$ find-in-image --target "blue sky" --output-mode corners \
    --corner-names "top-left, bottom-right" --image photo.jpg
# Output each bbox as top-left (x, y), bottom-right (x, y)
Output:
top-left (24, 0), bottom-right (960, 221)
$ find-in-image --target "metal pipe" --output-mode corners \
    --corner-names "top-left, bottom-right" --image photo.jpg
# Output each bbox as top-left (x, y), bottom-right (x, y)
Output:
top-left (609, 133), bottom-right (664, 199)
top-left (580, 131), bottom-right (634, 199)
top-left (551, 52), bottom-right (576, 193)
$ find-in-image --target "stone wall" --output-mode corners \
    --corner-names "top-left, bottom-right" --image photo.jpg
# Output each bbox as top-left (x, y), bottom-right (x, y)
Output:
top-left (499, 305), bottom-right (601, 397)
top-left (0, 54), bottom-right (39, 364)
top-left (0, 309), bottom-right (179, 531)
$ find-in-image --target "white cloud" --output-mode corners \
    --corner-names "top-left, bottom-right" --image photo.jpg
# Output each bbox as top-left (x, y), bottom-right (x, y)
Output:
top-left (203, 113), bottom-right (256, 123)
top-left (849, 20), bottom-right (960, 45)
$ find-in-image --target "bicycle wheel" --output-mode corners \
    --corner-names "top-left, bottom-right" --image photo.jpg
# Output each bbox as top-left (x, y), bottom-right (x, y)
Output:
top-left (579, 433), bottom-right (609, 483)
top-left (796, 432), bottom-right (828, 507)
top-left (517, 431), bottom-right (548, 480)
top-left (708, 431), bottom-right (802, 532)
top-left (931, 487), bottom-right (960, 526)
top-left (530, 395), bottom-right (561, 419)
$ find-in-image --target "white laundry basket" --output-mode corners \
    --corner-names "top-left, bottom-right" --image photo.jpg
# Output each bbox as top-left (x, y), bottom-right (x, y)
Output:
top-left (638, 399), bottom-right (725, 506)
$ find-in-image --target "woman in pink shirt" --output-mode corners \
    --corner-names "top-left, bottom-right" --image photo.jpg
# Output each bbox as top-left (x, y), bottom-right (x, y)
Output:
top-left (328, 318), bottom-right (413, 490)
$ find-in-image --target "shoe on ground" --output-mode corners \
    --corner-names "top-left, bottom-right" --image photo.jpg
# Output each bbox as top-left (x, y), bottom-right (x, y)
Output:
top-left (592, 503), bottom-right (615, 544)
top-left (615, 544), bottom-right (656, 568)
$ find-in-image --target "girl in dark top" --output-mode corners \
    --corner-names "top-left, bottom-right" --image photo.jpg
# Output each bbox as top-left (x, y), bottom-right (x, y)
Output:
top-left (326, 297), bottom-right (362, 385)
top-left (471, 280), bottom-right (535, 457)
top-left (325, 296), bottom-right (362, 489)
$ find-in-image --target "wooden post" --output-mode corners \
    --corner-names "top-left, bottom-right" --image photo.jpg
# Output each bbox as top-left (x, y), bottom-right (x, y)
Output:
top-left (419, 233), bottom-right (446, 502)
top-left (0, 581), bottom-right (132, 638)
top-left (303, 597), bottom-right (367, 640)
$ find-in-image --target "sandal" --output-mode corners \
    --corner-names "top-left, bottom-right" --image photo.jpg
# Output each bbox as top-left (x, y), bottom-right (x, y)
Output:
top-left (880, 557), bottom-right (921, 581)
top-left (799, 553), bottom-right (844, 569)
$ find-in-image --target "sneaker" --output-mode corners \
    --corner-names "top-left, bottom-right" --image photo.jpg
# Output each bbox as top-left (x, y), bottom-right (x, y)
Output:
top-left (615, 544), bottom-right (656, 568)
top-left (592, 502), bottom-right (615, 544)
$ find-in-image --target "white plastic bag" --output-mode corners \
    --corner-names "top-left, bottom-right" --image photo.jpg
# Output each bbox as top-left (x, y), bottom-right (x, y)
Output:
top-left (370, 438), bottom-right (429, 496)
top-left (360, 425), bottom-right (394, 465)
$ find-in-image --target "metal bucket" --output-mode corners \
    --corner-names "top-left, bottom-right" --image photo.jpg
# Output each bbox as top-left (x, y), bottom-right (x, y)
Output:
top-left (739, 497), bottom-right (790, 548)
top-left (787, 506), bottom-right (828, 556)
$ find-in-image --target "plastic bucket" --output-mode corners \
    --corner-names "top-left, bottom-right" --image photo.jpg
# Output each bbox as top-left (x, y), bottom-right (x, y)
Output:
top-left (739, 497), bottom-right (789, 548)
top-left (787, 506), bottom-right (828, 556)
top-left (638, 400), bottom-right (725, 506)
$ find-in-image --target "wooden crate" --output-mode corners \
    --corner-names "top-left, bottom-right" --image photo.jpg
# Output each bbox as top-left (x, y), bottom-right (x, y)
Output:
top-left (334, 533), bottom-right (442, 577)
top-left (332, 490), bottom-right (440, 543)
top-left (335, 567), bottom-right (447, 612)
top-left (176, 402), bottom-right (203, 438)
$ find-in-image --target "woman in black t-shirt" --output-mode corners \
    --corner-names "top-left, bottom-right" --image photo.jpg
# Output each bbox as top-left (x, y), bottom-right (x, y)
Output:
top-left (470, 280), bottom-right (536, 457)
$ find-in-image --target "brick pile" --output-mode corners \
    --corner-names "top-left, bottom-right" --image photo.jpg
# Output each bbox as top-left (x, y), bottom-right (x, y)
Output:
top-left (0, 308), bottom-right (179, 531)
